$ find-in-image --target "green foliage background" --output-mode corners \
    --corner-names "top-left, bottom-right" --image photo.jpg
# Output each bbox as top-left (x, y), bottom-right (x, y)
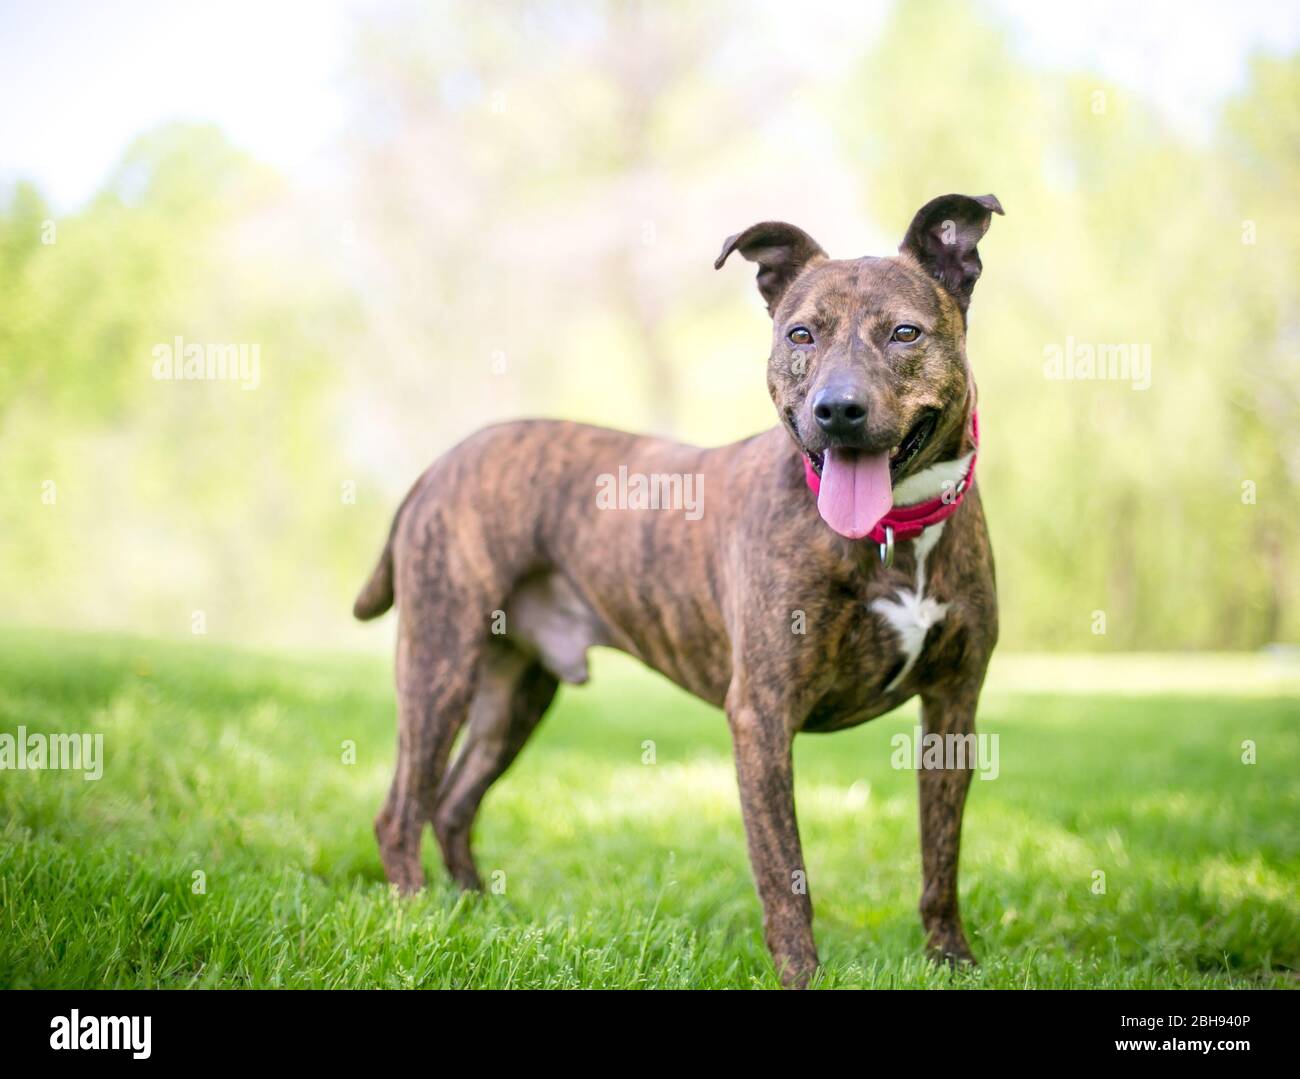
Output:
top-left (1, 0), bottom-right (1296, 651)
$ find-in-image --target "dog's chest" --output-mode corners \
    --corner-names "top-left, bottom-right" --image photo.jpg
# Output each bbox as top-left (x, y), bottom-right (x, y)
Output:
top-left (804, 523), bottom-right (958, 730)
top-left (868, 523), bottom-right (950, 691)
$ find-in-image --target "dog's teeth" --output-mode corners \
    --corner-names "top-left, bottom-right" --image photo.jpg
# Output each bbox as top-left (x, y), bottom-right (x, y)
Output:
top-left (889, 446), bottom-right (900, 459)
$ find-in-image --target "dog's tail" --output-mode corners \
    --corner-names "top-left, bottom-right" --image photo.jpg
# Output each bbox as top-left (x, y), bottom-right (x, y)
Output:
top-left (352, 539), bottom-right (394, 621)
top-left (353, 486), bottom-right (419, 621)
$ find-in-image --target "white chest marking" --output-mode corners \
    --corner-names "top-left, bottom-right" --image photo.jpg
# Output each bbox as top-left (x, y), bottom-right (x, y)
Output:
top-left (870, 522), bottom-right (948, 692)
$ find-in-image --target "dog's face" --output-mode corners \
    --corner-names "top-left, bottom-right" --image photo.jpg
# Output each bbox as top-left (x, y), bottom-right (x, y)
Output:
top-left (716, 194), bottom-right (1002, 538)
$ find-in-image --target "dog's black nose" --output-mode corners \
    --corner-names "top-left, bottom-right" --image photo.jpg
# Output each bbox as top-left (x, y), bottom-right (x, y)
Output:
top-left (812, 386), bottom-right (868, 438)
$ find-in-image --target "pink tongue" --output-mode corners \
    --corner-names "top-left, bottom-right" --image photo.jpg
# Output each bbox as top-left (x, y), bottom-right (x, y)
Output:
top-left (817, 448), bottom-right (893, 539)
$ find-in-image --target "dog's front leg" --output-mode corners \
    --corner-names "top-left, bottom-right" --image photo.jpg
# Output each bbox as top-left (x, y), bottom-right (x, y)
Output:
top-left (726, 698), bottom-right (818, 988)
top-left (917, 687), bottom-right (979, 965)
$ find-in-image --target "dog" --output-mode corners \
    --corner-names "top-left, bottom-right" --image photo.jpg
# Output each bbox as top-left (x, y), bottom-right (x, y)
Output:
top-left (354, 192), bottom-right (1003, 988)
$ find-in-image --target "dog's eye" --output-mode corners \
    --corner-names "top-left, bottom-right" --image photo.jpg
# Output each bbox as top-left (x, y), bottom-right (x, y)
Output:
top-left (788, 327), bottom-right (813, 346)
top-left (891, 325), bottom-right (921, 343)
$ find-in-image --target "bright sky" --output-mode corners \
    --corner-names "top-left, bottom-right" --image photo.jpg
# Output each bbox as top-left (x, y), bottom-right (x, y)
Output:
top-left (2, 0), bottom-right (1298, 214)
top-left (0, 0), bottom-right (354, 211)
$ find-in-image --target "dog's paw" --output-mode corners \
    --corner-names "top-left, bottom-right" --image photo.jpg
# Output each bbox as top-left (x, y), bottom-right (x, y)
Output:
top-left (449, 866), bottom-right (484, 893)
top-left (384, 864), bottom-right (426, 897)
top-left (376, 840), bottom-right (426, 895)
top-left (925, 930), bottom-right (977, 969)
top-left (774, 950), bottom-right (821, 990)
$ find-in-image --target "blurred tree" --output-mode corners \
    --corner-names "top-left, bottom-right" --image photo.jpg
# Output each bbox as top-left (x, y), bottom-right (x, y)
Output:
top-left (339, 0), bottom-right (786, 454)
top-left (0, 124), bottom-right (368, 643)
top-left (1221, 54), bottom-right (1300, 645)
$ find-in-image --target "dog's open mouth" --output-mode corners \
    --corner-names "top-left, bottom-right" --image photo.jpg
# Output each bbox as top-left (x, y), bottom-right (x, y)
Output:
top-left (801, 410), bottom-right (939, 540)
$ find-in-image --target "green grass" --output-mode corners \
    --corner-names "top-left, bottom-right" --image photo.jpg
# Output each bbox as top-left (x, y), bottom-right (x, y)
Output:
top-left (1, 627), bottom-right (1296, 989)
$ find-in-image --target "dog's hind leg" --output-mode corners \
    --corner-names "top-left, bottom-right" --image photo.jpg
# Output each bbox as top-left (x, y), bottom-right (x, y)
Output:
top-left (433, 642), bottom-right (558, 891)
top-left (375, 608), bottom-right (483, 895)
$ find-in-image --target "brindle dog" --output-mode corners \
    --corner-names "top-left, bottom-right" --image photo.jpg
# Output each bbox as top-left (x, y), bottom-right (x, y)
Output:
top-left (355, 193), bottom-right (1003, 988)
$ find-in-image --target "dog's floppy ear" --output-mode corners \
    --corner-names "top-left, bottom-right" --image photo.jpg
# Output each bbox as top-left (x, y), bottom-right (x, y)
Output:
top-left (899, 194), bottom-right (1004, 312)
top-left (714, 222), bottom-right (827, 316)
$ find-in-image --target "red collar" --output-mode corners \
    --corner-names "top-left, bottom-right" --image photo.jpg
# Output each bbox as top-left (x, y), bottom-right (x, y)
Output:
top-left (802, 410), bottom-right (979, 544)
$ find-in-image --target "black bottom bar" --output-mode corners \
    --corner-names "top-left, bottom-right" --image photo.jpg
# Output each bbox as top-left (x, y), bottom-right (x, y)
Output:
top-left (1, 987), bottom-right (1292, 1065)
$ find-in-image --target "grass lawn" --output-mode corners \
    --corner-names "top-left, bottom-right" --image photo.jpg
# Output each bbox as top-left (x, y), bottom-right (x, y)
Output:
top-left (1, 627), bottom-right (1296, 989)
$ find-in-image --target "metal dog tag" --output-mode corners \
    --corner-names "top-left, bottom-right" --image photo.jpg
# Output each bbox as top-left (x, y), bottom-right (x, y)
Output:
top-left (878, 526), bottom-right (895, 568)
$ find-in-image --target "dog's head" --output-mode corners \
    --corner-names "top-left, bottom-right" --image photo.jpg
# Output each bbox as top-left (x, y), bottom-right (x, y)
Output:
top-left (716, 193), bottom-right (1002, 538)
